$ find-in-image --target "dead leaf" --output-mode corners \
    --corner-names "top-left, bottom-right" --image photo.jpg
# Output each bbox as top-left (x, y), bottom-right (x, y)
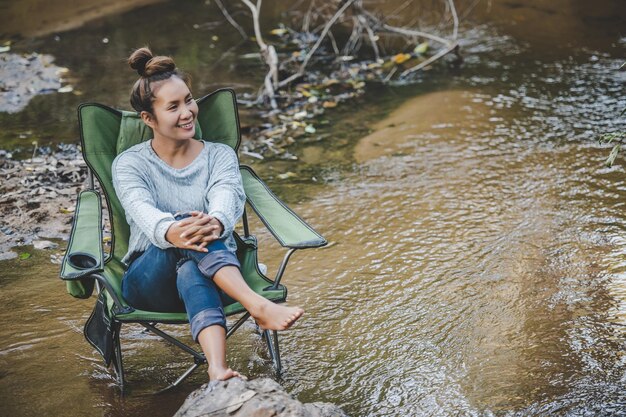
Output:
top-left (270, 28), bottom-right (288, 36)
top-left (392, 53), bottom-right (412, 64)
top-left (277, 172), bottom-right (297, 180)
top-left (414, 41), bottom-right (429, 54)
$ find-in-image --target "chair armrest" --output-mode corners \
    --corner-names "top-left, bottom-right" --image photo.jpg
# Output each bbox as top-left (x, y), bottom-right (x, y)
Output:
top-left (60, 190), bottom-right (105, 281)
top-left (240, 165), bottom-right (327, 249)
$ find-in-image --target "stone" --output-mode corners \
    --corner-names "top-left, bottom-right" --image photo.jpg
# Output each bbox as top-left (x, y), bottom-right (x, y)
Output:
top-left (0, 251), bottom-right (18, 261)
top-left (33, 240), bottom-right (59, 250)
top-left (174, 378), bottom-right (348, 417)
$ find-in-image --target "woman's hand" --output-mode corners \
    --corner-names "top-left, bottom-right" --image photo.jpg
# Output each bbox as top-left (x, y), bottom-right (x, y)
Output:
top-left (166, 212), bottom-right (223, 252)
top-left (181, 211), bottom-right (224, 249)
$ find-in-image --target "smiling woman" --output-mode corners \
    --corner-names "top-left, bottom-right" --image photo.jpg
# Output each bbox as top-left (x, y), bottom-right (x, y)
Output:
top-left (112, 47), bottom-right (305, 382)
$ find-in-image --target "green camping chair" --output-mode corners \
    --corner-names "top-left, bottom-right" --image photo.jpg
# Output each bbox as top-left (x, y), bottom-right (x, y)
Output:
top-left (59, 88), bottom-right (326, 392)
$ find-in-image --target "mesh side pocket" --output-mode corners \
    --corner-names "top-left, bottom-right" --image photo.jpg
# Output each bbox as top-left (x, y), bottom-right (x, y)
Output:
top-left (83, 291), bottom-right (114, 366)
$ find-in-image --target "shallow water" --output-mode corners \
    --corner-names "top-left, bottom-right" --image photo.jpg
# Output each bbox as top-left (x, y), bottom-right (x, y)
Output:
top-left (2, 1), bottom-right (626, 416)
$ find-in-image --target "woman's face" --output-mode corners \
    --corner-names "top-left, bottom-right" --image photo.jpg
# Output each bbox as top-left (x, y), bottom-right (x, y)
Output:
top-left (142, 76), bottom-right (199, 142)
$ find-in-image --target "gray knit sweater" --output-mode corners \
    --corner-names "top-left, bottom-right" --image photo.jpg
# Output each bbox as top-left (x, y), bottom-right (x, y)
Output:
top-left (112, 140), bottom-right (245, 264)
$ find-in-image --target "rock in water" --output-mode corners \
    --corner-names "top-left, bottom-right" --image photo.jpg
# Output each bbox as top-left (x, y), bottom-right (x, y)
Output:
top-left (33, 240), bottom-right (59, 250)
top-left (174, 378), bottom-right (348, 417)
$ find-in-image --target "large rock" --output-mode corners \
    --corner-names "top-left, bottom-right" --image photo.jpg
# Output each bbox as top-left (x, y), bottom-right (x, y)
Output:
top-left (174, 378), bottom-right (348, 417)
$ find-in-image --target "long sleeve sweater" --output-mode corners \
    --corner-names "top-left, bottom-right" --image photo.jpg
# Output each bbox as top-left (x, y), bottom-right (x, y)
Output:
top-left (111, 140), bottom-right (245, 264)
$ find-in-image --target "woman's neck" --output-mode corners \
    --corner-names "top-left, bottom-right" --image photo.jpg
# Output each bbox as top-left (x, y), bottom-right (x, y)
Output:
top-left (150, 137), bottom-right (203, 169)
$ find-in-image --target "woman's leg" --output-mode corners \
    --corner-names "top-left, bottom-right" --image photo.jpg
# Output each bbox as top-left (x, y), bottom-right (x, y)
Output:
top-left (122, 245), bottom-right (185, 312)
top-left (183, 242), bottom-right (304, 331)
top-left (176, 259), bottom-right (242, 381)
top-left (212, 266), bottom-right (304, 331)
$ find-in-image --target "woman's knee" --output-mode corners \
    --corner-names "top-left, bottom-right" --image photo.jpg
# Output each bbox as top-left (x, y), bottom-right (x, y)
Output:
top-left (176, 259), bottom-right (201, 293)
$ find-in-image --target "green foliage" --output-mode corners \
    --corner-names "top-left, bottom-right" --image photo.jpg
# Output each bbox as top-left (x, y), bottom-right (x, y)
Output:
top-left (598, 62), bottom-right (625, 167)
top-left (599, 132), bottom-right (626, 167)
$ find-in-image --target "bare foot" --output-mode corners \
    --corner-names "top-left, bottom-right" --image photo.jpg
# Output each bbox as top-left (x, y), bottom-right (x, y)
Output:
top-left (251, 301), bottom-right (304, 331)
top-left (208, 366), bottom-right (245, 381)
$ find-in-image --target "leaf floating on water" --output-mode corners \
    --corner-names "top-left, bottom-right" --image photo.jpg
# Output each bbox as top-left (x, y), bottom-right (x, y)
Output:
top-left (414, 42), bottom-right (429, 55)
top-left (392, 53), bottom-right (412, 64)
top-left (348, 80), bottom-right (365, 89)
top-left (293, 111), bottom-right (308, 120)
top-left (59, 207), bottom-right (75, 214)
top-left (304, 124), bottom-right (316, 134)
top-left (322, 101), bottom-right (337, 108)
top-left (19, 252), bottom-right (31, 260)
top-left (277, 171), bottom-right (297, 180)
top-left (270, 28), bottom-right (288, 36)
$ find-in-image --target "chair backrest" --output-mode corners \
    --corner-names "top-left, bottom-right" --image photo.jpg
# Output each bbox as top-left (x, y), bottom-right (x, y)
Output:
top-left (78, 88), bottom-right (241, 264)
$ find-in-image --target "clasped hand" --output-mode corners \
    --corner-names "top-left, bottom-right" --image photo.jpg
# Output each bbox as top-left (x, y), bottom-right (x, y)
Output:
top-left (166, 211), bottom-right (223, 252)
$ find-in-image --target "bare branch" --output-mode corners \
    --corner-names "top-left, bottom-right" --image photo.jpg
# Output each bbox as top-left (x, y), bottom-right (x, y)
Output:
top-left (294, 0), bottom-right (358, 75)
top-left (381, 23), bottom-right (451, 46)
top-left (400, 42), bottom-right (458, 77)
top-left (302, 0), bottom-right (315, 33)
top-left (241, 0), bottom-right (267, 51)
top-left (446, 0), bottom-right (459, 40)
top-left (215, 0), bottom-right (248, 40)
top-left (359, 15), bottom-right (380, 61)
top-left (327, 29), bottom-right (340, 55)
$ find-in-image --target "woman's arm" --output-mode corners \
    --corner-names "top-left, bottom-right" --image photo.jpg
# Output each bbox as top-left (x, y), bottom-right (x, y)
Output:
top-left (205, 144), bottom-right (246, 238)
top-left (112, 154), bottom-right (176, 249)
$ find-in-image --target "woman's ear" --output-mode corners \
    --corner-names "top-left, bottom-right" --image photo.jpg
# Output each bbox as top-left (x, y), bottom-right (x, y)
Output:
top-left (140, 111), bottom-right (155, 128)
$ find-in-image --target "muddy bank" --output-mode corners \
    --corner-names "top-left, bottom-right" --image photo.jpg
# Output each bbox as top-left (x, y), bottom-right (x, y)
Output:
top-left (0, 146), bottom-right (87, 260)
top-left (1, 0), bottom-right (165, 38)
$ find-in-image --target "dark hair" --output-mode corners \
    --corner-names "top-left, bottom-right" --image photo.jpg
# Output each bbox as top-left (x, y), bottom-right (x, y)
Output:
top-left (128, 47), bottom-right (191, 114)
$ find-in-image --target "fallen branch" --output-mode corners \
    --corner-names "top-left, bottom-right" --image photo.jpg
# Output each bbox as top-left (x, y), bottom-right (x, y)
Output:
top-left (279, 0), bottom-right (358, 88)
top-left (400, 42), bottom-right (459, 77)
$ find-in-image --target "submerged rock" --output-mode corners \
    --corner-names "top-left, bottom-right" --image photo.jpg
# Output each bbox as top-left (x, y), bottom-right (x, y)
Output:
top-left (0, 52), bottom-right (71, 113)
top-left (175, 378), bottom-right (348, 417)
top-left (33, 240), bottom-right (59, 250)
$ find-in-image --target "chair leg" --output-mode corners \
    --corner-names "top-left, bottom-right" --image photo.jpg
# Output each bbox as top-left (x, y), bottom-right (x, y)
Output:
top-left (155, 362), bottom-right (202, 394)
top-left (263, 330), bottom-right (282, 374)
top-left (111, 324), bottom-right (125, 392)
top-left (271, 330), bottom-right (281, 372)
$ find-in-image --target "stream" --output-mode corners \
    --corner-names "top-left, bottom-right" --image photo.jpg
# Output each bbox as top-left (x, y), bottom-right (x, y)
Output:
top-left (1, 1), bottom-right (626, 416)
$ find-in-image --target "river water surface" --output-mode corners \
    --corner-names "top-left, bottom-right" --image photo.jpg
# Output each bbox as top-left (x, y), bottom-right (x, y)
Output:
top-left (1, 1), bottom-right (626, 416)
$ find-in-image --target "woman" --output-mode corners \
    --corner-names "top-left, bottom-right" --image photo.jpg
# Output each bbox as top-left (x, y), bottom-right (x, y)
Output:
top-left (112, 47), bottom-right (303, 381)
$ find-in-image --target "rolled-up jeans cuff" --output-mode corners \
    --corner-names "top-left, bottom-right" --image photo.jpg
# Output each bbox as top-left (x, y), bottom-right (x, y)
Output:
top-left (190, 307), bottom-right (226, 341)
top-left (197, 250), bottom-right (241, 279)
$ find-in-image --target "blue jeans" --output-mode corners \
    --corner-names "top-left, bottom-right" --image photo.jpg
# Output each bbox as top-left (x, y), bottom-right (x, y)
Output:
top-left (121, 239), bottom-right (240, 341)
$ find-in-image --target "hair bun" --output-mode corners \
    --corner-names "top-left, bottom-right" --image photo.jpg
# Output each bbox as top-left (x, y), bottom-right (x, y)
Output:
top-left (128, 47), bottom-right (175, 77)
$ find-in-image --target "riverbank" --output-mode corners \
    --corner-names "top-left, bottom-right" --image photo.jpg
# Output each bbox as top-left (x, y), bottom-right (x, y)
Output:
top-left (0, 145), bottom-right (86, 260)
top-left (1, 0), bottom-right (166, 39)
